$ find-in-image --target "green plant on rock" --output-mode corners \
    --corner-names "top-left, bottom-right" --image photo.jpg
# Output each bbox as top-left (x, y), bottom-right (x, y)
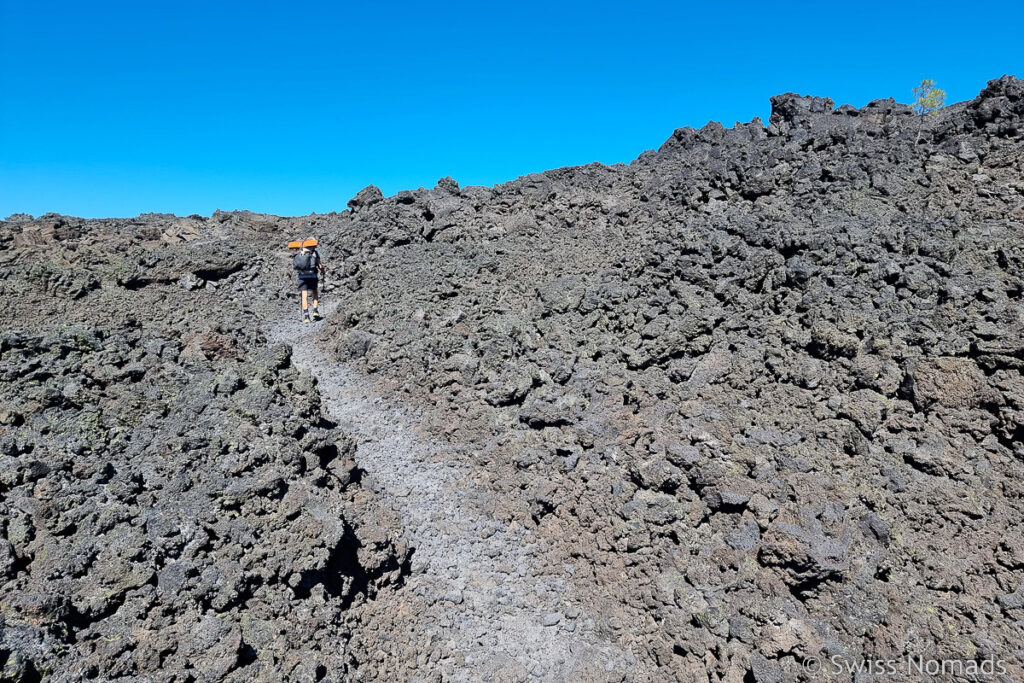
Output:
top-left (912, 79), bottom-right (946, 116)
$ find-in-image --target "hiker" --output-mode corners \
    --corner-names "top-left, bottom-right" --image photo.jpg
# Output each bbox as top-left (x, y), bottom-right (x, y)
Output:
top-left (293, 238), bottom-right (326, 322)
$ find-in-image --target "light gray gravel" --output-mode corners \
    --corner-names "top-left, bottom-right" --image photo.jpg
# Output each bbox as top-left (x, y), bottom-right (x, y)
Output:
top-left (270, 305), bottom-right (636, 681)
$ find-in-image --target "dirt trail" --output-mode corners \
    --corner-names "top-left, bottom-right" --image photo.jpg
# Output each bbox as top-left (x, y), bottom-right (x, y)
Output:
top-left (269, 305), bottom-right (636, 681)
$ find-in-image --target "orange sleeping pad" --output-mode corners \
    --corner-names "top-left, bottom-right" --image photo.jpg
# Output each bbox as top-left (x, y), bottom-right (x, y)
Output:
top-left (288, 239), bottom-right (318, 250)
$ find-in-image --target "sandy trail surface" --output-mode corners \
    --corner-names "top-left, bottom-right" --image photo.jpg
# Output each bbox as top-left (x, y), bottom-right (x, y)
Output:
top-left (270, 305), bottom-right (635, 681)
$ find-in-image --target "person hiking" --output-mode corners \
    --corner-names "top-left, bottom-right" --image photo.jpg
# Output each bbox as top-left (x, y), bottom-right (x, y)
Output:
top-left (293, 238), bottom-right (326, 323)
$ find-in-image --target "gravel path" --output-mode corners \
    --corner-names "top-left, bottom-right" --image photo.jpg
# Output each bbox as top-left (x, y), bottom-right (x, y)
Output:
top-left (269, 305), bottom-right (636, 682)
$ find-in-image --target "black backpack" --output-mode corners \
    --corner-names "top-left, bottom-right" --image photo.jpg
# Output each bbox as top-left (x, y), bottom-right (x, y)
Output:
top-left (293, 251), bottom-right (318, 275)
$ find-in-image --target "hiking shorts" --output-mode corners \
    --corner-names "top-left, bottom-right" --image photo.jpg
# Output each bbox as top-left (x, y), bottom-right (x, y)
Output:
top-left (298, 278), bottom-right (318, 294)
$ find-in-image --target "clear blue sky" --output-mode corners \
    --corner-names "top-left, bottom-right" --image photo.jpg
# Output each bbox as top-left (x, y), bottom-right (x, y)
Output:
top-left (1, 1), bottom-right (1021, 218)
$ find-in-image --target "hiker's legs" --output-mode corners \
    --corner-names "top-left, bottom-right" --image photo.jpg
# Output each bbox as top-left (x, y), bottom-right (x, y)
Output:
top-left (301, 289), bottom-right (309, 311)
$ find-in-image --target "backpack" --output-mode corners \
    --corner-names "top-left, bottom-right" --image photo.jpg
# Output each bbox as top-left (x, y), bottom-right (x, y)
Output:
top-left (293, 251), bottom-right (318, 276)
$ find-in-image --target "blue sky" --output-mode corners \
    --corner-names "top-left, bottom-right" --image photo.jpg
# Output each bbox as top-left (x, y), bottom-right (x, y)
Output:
top-left (1, 0), bottom-right (1021, 218)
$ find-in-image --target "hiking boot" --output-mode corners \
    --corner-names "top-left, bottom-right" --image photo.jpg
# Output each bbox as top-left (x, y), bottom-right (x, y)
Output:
top-left (312, 310), bottom-right (324, 320)
top-left (302, 314), bottom-right (311, 324)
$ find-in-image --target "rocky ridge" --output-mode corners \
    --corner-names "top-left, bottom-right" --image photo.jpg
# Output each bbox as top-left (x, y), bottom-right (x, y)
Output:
top-left (1, 75), bottom-right (1023, 681)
